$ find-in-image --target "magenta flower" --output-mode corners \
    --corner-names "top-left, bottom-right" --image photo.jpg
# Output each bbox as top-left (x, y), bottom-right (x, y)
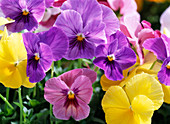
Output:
top-left (23, 27), bottom-right (68, 83)
top-left (143, 34), bottom-right (170, 86)
top-left (93, 31), bottom-right (136, 81)
top-left (44, 68), bottom-right (97, 120)
top-left (0, 0), bottom-right (45, 32)
top-left (54, 0), bottom-right (119, 60)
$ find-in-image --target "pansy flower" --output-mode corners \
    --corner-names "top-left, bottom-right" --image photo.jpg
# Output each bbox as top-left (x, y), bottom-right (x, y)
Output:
top-left (102, 73), bottom-right (164, 124)
top-left (0, 0), bottom-right (45, 32)
top-left (44, 68), bottom-right (97, 120)
top-left (93, 31), bottom-right (136, 81)
top-left (23, 27), bottom-right (68, 82)
top-left (0, 27), bottom-right (35, 88)
top-left (55, 0), bottom-right (119, 60)
top-left (143, 34), bottom-right (170, 85)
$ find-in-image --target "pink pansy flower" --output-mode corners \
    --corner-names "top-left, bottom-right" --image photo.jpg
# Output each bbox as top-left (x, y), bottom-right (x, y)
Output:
top-left (44, 68), bottom-right (97, 120)
top-left (120, 13), bottom-right (161, 64)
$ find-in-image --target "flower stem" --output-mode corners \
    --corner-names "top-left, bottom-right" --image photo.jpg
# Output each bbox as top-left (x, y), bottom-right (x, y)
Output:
top-left (149, 60), bottom-right (157, 70)
top-left (78, 59), bottom-right (82, 68)
top-left (18, 87), bottom-right (23, 124)
top-left (0, 93), bottom-right (14, 110)
top-left (50, 61), bottom-right (54, 124)
top-left (5, 88), bottom-right (10, 111)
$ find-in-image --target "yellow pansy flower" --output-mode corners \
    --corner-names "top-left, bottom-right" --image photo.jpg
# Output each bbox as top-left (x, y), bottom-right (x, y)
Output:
top-left (0, 27), bottom-right (35, 88)
top-left (102, 73), bottom-right (164, 124)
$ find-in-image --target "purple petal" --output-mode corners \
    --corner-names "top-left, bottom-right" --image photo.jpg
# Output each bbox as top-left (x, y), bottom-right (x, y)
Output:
top-left (95, 44), bottom-right (108, 57)
top-left (83, 20), bottom-right (106, 44)
top-left (26, 0), bottom-right (45, 22)
top-left (55, 10), bottom-right (83, 38)
top-left (158, 57), bottom-right (170, 86)
top-left (93, 57), bottom-right (107, 70)
top-left (45, 0), bottom-right (54, 8)
top-left (27, 54), bottom-right (45, 83)
top-left (65, 39), bottom-right (95, 60)
top-left (107, 39), bottom-right (118, 55)
top-left (39, 43), bottom-right (53, 72)
top-left (22, 32), bottom-right (39, 54)
top-left (105, 61), bottom-right (123, 81)
top-left (61, 0), bottom-right (102, 26)
top-left (44, 77), bottom-right (69, 104)
top-left (162, 34), bottom-right (170, 55)
top-left (101, 4), bottom-right (119, 36)
top-left (115, 47), bottom-right (136, 70)
top-left (71, 75), bottom-right (93, 104)
top-left (143, 37), bottom-right (167, 61)
top-left (37, 27), bottom-right (69, 61)
top-left (109, 30), bottom-right (130, 49)
top-left (24, 15), bottom-right (38, 31)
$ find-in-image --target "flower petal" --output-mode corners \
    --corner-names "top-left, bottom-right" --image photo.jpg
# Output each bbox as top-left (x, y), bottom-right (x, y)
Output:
top-left (107, 39), bottom-right (118, 55)
top-left (115, 47), bottom-right (136, 70)
top-left (37, 27), bottom-right (69, 61)
top-left (143, 37), bottom-right (167, 61)
top-left (93, 57), bottom-right (107, 70)
top-left (95, 44), bottom-right (107, 57)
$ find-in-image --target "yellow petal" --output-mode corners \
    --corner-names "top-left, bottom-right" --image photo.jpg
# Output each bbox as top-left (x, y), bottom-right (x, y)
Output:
top-left (161, 84), bottom-right (170, 104)
top-left (102, 86), bottom-right (130, 110)
top-left (0, 30), bottom-right (3, 36)
top-left (124, 73), bottom-right (164, 110)
top-left (131, 95), bottom-right (154, 123)
top-left (17, 60), bottom-right (35, 88)
top-left (0, 17), bottom-right (14, 26)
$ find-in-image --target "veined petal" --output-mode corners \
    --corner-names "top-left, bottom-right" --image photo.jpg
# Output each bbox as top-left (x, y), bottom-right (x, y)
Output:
top-left (143, 37), bottom-right (167, 61)
top-left (37, 27), bottom-right (69, 61)
top-left (44, 77), bottom-right (69, 104)
top-left (93, 57), bottom-right (107, 70)
top-left (124, 73), bottom-right (164, 110)
top-left (115, 47), bottom-right (136, 70)
top-left (107, 39), bottom-right (118, 55)
top-left (55, 10), bottom-right (83, 38)
top-left (95, 44), bottom-right (107, 57)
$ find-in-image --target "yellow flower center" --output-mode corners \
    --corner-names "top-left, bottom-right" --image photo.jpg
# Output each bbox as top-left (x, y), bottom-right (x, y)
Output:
top-left (107, 54), bottom-right (115, 61)
top-left (34, 53), bottom-right (40, 61)
top-left (22, 10), bottom-right (29, 16)
top-left (76, 33), bottom-right (84, 42)
top-left (68, 90), bottom-right (74, 99)
top-left (166, 62), bottom-right (170, 69)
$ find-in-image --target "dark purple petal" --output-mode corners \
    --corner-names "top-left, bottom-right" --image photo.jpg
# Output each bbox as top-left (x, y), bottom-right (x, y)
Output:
top-left (55, 10), bottom-right (83, 38)
top-left (109, 30), bottom-right (130, 49)
top-left (143, 37), bottom-right (167, 61)
top-left (65, 39), bottom-right (95, 60)
top-left (158, 57), bottom-right (170, 86)
top-left (24, 15), bottom-right (38, 31)
top-left (83, 20), bottom-right (106, 44)
top-left (107, 39), bottom-right (118, 55)
top-left (39, 43), bottom-right (53, 72)
top-left (105, 61), bottom-right (123, 81)
top-left (37, 27), bottom-right (69, 61)
top-left (61, 0), bottom-right (102, 26)
top-left (27, 54), bottom-right (45, 83)
top-left (22, 32), bottom-right (39, 54)
top-left (95, 44), bottom-right (107, 57)
top-left (101, 4), bottom-right (119, 36)
top-left (115, 47), bottom-right (136, 70)
top-left (93, 57), bottom-right (107, 70)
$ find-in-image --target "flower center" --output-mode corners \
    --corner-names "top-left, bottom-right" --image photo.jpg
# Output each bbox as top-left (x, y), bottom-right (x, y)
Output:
top-left (34, 53), bottom-right (40, 61)
top-left (22, 10), bottom-right (29, 16)
top-left (68, 90), bottom-right (74, 99)
top-left (76, 33), bottom-right (85, 42)
top-left (107, 54), bottom-right (115, 61)
top-left (166, 62), bottom-right (170, 69)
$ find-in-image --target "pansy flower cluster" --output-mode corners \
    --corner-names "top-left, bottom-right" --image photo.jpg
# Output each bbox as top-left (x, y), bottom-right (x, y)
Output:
top-left (0, 0), bottom-right (170, 123)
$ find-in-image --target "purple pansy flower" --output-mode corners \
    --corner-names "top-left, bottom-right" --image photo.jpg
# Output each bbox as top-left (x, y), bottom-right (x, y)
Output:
top-left (143, 34), bottom-right (170, 85)
top-left (93, 31), bottom-right (136, 81)
top-left (0, 0), bottom-right (45, 32)
top-left (44, 68), bottom-right (97, 120)
top-left (23, 27), bottom-right (68, 83)
top-left (54, 0), bottom-right (107, 60)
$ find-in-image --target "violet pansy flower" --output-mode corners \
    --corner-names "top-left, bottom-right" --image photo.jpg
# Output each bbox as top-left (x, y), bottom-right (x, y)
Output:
top-left (54, 0), bottom-right (107, 60)
top-left (23, 27), bottom-right (68, 83)
top-left (143, 34), bottom-right (170, 85)
top-left (44, 68), bottom-right (97, 120)
top-left (0, 0), bottom-right (45, 32)
top-left (93, 31), bottom-right (136, 81)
